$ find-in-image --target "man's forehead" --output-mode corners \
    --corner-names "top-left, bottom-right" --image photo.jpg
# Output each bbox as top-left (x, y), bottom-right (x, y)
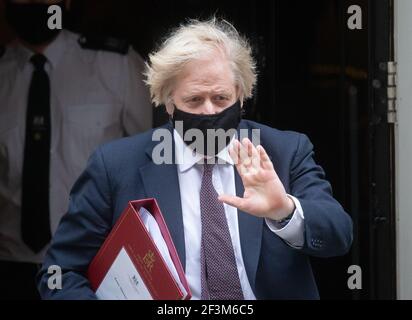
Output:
top-left (178, 58), bottom-right (234, 83)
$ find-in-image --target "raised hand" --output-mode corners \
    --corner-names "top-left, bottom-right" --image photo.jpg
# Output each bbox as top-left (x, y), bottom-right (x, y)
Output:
top-left (218, 138), bottom-right (295, 220)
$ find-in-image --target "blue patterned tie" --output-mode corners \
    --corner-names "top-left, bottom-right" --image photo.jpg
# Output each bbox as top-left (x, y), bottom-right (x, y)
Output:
top-left (200, 163), bottom-right (244, 300)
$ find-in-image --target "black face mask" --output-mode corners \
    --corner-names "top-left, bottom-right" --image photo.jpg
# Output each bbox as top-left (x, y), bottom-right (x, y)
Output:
top-left (172, 101), bottom-right (242, 156)
top-left (5, 1), bottom-right (65, 45)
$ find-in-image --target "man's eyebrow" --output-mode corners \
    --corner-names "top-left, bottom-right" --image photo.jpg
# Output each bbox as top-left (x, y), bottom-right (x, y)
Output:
top-left (181, 94), bottom-right (200, 101)
top-left (214, 92), bottom-right (233, 97)
top-left (190, 90), bottom-right (232, 96)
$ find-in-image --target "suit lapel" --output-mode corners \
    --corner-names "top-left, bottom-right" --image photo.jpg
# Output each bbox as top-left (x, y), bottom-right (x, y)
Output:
top-left (235, 121), bottom-right (263, 292)
top-left (139, 124), bottom-right (186, 269)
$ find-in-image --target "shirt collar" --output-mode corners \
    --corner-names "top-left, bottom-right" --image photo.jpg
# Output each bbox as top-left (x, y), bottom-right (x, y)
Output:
top-left (173, 129), bottom-right (234, 173)
top-left (43, 30), bottom-right (66, 69)
top-left (15, 30), bottom-right (66, 71)
top-left (15, 44), bottom-right (31, 71)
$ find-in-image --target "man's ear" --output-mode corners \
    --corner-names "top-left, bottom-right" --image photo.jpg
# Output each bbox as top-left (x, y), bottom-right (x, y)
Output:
top-left (165, 102), bottom-right (174, 117)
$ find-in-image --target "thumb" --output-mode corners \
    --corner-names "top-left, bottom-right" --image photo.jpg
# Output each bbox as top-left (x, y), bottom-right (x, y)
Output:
top-left (218, 194), bottom-right (249, 212)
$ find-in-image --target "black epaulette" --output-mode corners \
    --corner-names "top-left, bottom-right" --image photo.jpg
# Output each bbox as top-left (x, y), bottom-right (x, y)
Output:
top-left (0, 45), bottom-right (5, 59)
top-left (78, 34), bottom-right (129, 55)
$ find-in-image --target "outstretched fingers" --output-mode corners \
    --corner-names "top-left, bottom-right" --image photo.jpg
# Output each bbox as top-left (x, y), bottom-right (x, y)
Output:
top-left (257, 145), bottom-right (274, 171)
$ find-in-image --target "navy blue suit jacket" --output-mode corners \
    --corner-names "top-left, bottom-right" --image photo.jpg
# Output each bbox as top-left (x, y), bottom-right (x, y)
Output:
top-left (37, 120), bottom-right (353, 299)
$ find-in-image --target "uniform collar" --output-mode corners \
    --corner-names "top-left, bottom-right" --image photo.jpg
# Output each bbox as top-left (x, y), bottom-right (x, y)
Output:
top-left (15, 30), bottom-right (66, 71)
top-left (43, 30), bottom-right (66, 68)
top-left (173, 129), bottom-right (234, 173)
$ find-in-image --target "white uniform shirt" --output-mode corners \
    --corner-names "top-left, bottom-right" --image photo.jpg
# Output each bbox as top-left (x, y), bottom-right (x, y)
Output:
top-left (0, 30), bottom-right (152, 263)
top-left (173, 130), bottom-right (305, 299)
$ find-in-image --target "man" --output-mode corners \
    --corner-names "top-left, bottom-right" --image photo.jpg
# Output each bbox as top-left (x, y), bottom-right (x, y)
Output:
top-left (0, 0), bottom-right (152, 299)
top-left (37, 18), bottom-right (353, 300)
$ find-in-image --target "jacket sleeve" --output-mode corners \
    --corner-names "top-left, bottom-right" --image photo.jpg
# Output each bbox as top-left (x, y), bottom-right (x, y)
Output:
top-left (37, 147), bottom-right (113, 299)
top-left (290, 133), bottom-right (353, 257)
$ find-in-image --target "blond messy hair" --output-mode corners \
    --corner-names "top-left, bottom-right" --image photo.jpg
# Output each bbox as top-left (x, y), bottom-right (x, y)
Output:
top-left (144, 17), bottom-right (257, 108)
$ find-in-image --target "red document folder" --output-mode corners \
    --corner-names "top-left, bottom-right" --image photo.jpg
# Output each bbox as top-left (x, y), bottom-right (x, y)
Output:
top-left (87, 198), bottom-right (191, 300)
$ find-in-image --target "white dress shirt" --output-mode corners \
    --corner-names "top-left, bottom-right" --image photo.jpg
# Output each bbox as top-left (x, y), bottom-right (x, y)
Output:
top-left (173, 130), bottom-right (305, 300)
top-left (0, 30), bottom-right (152, 263)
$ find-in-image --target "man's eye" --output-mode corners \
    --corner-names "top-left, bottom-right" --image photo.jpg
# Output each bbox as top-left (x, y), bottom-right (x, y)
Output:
top-left (189, 97), bottom-right (202, 102)
top-left (215, 96), bottom-right (228, 101)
